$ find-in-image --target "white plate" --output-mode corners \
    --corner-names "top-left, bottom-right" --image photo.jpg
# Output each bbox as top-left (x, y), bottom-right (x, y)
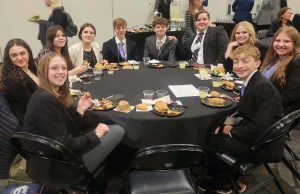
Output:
top-left (148, 59), bottom-right (161, 64)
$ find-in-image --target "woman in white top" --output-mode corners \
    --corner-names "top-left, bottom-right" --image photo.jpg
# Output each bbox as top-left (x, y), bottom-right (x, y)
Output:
top-left (69, 23), bottom-right (106, 68)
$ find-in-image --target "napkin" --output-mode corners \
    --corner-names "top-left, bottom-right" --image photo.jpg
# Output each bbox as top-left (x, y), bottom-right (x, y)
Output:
top-left (113, 106), bottom-right (135, 113)
top-left (136, 105), bottom-right (153, 112)
top-left (194, 73), bottom-right (211, 80)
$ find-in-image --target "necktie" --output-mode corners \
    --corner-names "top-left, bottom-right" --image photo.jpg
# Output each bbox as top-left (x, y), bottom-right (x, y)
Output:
top-left (119, 42), bottom-right (125, 60)
top-left (191, 32), bottom-right (204, 62)
top-left (157, 40), bottom-right (163, 50)
top-left (240, 85), bottom-right (246, 96)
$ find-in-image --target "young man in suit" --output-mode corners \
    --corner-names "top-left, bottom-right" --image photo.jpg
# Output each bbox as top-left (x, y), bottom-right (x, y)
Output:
top-left (102, 18), bottom-right (138, 63)
top-left (181, 9), bottom-right (229, 65)
top-left (144, 17), bottom-right (177, 62)
top-left (204, 45), bottom-right (284, 193)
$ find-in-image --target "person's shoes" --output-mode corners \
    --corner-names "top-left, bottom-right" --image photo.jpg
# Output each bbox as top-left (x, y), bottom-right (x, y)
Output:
top-left (236, 180), bottom-right (247, 193)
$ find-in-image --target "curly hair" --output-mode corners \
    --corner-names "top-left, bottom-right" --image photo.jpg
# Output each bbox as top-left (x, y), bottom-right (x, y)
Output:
top-left (229, 21), bottom-right (257, 46)
top-left (261, 26), bottom-right (300, 87)
top-left (0, 39), bottom-right (36, 91)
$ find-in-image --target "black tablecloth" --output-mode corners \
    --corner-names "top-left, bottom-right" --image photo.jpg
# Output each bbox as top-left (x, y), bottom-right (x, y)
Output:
top-left (73, 64), bottom-right (237, 148)
top-left (126, 31), bottom-right (184, 60)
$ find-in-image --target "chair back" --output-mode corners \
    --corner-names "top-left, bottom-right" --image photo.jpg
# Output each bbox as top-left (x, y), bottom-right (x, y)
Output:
top-left (125, 144), bottom-right (206, 173)
top-left (249, 109), bottom-right (300, 163)
top-left (0, 93), bottom-right (22, 179)
top-left (10, 132), bottom-right (93, 190)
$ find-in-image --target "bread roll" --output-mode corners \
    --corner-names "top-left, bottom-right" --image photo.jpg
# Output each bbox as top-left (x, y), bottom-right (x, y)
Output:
top-left (210, 91), bottom-right (221, 97)
top-left (136, 103), bottom-right (148, 111)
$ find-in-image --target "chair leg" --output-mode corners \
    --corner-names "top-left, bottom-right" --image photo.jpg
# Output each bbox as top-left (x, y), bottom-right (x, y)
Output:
top-left (227, 176), bottom-right (239, 194)
top-left (264, 164), bottom-right (285, 194)
top-left (285, 144), bottom-right (300, 161)
top-left (282, 156), bottom-right (300, 181)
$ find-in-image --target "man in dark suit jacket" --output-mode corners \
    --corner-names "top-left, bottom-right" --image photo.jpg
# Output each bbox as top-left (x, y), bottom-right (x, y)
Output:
top-left (102, 18), bottom-right (138, 63)
top-left (207, 45), bottom-right (284, 156)
top-left (144, 17), bottom-right (177, 61)
top-left (181, 10), bottom-right (228, 65)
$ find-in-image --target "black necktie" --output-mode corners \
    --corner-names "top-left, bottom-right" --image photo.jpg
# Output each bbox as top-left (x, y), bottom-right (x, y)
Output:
top-left (191, 32), bottom-right (204, 62)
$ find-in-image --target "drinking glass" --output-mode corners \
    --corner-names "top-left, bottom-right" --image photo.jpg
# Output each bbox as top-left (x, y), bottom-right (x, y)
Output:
top-left (212, 77), bottom-right (221, 87)
top-left (143, 57), bottom-right (150, 65)
top-left (156, 90), bottom-right (168, 98)
top-left (143, 90), bottom-right (155, 100)
top-left (198, 86), bottom-right (209, 99)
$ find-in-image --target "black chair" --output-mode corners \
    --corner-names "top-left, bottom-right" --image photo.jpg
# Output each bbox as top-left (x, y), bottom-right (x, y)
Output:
top-left (0, 93), bottom-right (22, 179)
top-left (213, 109), bottom-right (300, 194)
top-left (122, 144), bottom-right (207, 194)
top-left (281, 116), bottom-right (300, 182)
top-left (10, 131), bottom-right (106, 193)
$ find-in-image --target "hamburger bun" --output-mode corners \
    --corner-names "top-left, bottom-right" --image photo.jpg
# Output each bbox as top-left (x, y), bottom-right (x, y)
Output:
top-left (136, 103), bottom-right (148, 111)
top-left (210, 91), bottom-right (221, 97)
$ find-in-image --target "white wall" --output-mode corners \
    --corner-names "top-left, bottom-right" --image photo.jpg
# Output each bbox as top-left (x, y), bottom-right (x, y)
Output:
top-left (0, 0), bottom-right (299, 62)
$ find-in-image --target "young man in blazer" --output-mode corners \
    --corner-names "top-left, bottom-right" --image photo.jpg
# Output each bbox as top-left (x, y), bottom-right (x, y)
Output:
top-left (204, 45), bottom-right (284, 193)
top-left (208, 45), bottom-right (284, 157)
top-left (102, 18), bottom-right (138, 63)
top-left (181, 9), bottom-right (229, 65)
top-left (144, 17), bottom-right (177, 62)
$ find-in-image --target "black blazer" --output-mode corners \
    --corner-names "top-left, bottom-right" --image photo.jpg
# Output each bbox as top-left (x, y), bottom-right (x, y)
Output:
top-left (181, 26), bottom-right (229, 64)
top-left (102, 37), bottom-right (138, 63)
top-left (273, 57), bottom-right (300, 114)
top-left (4, 73), bottom-right (38, 126)
top-left (143, 35), bottom-right (177, 61)
top-left (224, 41), bottom-right (268, 71)
top-left (24, 89), bottom-right (103, 155)
top-left (231, 72), bottom-right (284, 145)
top-left (266, 20), bottom-right (293, 37)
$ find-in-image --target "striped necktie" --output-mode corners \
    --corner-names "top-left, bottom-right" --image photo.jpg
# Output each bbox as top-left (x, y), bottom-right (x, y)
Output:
top-left (191, 32), bottom-right (204, 62)
top-left (157, 40), bottom-right (163, 50)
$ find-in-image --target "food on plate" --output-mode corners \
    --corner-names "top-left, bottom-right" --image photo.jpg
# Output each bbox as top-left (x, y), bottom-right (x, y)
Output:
top-left (136, 103), bottom-right (148, 111)
top-left (70, 89), bottom-right (81, 96)
top-left (207, 97), bottom-right (225, 106)
top-left (210, 91), bottom-right (221, 97)
top-left (119, 61), bottom-right (130, 66)
top-left (221, 80), bottom-right (235, 90)
top-left (92, 98), bottom-right (114, 110)
top-left (95, 62), bottom-right (107, 70)
top-left (151, 63), bottom-right (164, 68)
top-left (116, 100), bottom-right (131, 112)
top-left (154, 101), bottom-right (169, 112)
top-left (213, 66), bottom-right (225, 75)
top-left (122, 65), bottom-right (134, 70)
top-left (28, 15), bottom-right (40, 22)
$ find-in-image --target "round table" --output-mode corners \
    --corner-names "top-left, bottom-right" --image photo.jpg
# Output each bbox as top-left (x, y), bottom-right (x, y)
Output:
top-left (73, 64), bottom-right (237, 148)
